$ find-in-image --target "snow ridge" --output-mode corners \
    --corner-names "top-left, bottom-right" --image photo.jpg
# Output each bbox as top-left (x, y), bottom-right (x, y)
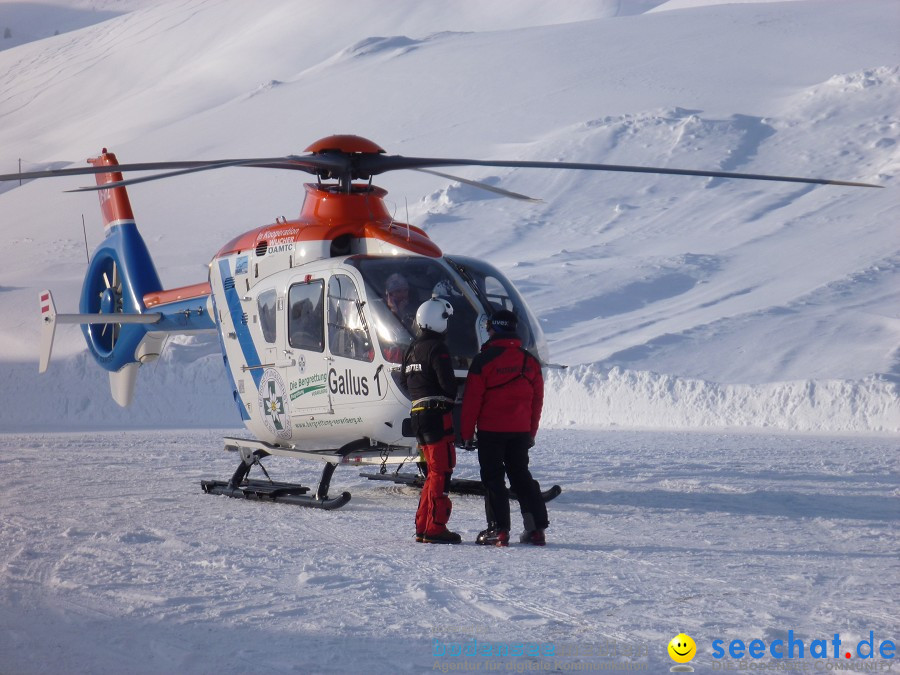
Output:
top-left (545, 364), bottom-right (899, 433)
top-left (6, 352), bottom-right (896, 433)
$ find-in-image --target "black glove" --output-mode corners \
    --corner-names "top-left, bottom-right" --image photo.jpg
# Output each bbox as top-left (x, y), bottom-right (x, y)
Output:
top-left (527, 436), bottom-right (536, 449)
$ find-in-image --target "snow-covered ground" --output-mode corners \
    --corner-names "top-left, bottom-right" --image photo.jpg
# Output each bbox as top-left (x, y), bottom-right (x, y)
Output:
top-left (1, 428), bottom-right (897, 673)
top-left (0, 0), bottom-right (898, 672)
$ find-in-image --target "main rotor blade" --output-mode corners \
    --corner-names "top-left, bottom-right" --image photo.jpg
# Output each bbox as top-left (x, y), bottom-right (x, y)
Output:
top-left (365, 156), bottom-right (882, 188)
top-left (0, 160), bottom-right (226, 182)
top-left (0, 155), bottom-right (349, 186)
top-left (64, 155), bottom-right (362, 191)
top-left (412, 168), bottom-right (543, 202)
top-left (1, 149), bottom-right (880, 191)
top-left (65, 159), bottom-right (281, 192)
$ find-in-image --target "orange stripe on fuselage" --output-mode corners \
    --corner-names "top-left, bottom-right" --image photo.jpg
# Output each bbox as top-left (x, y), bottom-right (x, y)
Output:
top-left (144, 282), bottom-right (211, 308)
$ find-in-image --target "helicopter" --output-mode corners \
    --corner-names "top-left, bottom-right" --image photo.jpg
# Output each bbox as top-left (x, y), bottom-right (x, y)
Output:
top-left (1, 134), bottom-right (879, 509)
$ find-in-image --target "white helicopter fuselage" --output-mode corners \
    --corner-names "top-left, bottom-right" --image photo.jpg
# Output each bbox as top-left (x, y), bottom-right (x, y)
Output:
top-left (211, 251), bottom-right (413, 449)
top-left (207, 183), bottom-right (548, 453)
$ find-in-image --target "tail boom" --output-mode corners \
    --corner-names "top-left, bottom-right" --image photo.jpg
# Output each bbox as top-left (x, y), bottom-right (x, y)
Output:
top-left (42, 149), bottom-right (217, 407)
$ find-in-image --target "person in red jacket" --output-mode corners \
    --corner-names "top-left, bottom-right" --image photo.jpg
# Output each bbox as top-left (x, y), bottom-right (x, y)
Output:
top-left (461, 309), bottom-right (548, 547)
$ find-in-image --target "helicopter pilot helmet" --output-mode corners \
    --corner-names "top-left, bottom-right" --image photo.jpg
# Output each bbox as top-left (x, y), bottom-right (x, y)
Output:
top-left (416, 296), bottom-right (454, 334)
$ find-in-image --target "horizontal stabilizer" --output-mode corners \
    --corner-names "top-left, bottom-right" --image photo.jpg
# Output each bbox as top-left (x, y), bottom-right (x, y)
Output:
top-left (38, 287), bottom-right (161, 373)
top-left (53, 313), bottom-right (162, 325)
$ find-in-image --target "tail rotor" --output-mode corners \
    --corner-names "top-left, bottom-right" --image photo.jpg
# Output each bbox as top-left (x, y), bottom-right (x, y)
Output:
top-left (97, 260), bottom-right (124, 351)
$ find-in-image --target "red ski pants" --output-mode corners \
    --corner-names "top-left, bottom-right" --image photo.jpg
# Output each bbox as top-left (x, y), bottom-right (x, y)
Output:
top-left (415, 415), bottom-right (457, 536)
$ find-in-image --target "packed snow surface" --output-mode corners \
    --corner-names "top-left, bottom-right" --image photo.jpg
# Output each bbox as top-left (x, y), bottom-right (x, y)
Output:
top-left (0, 1), bottom-right (897, 673)
top-left (1, 428), bottom-right (897, 673)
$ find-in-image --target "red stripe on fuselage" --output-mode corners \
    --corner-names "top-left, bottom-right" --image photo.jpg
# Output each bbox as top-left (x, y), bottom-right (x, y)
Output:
top-left (87, 150), bottom-right (135, 228)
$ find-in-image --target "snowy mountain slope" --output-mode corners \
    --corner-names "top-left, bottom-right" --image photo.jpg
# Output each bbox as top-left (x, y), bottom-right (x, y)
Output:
top-left (0, 0), bottom-right (898, 432)
top-left (0, 1), bottom-right (128, 52)
top-left (0, 4), bottom-right (898, 675)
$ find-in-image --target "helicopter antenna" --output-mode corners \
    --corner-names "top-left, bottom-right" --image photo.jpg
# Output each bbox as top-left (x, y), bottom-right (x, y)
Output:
top-left (81, 215), bottom-right (89, 263)
top-left (387, 199), bottom-right (397, 230)
top-left (404, 197), bottom-right (410, 241)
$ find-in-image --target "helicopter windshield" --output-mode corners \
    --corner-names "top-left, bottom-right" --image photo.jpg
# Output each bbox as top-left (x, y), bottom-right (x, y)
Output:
top-left (445, 255), bottom-right (548, 363)
top-left (347, 256), bottom-right (482, 369)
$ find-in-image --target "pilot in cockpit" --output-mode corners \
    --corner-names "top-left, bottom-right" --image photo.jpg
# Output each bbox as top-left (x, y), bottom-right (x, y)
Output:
top-left (384, 273), bottom-right (416, 332)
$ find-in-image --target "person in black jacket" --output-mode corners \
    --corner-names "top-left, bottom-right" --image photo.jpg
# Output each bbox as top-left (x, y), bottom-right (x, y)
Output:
top-left (461, 309), bottom-right (548, 547)
top-left (401, 296), bottom-right (461, 544)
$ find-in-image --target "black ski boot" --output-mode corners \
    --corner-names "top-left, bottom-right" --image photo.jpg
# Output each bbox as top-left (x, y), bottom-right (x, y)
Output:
top-left (476, 526), bottom-right (509, 547)
top-left (422, 530), bottom-right (462, 544)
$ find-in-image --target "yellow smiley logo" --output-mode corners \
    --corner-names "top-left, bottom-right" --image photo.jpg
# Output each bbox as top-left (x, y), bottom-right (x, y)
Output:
top-left (668, 633), bottom-right (696, 663)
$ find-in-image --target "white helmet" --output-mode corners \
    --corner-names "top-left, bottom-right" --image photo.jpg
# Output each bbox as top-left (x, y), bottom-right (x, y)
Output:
top-left (415, 296), bottom-right (454, 334)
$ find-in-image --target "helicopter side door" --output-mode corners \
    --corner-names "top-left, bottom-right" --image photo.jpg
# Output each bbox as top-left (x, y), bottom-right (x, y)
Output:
top-left (325, 273), bottom-right (388, 410)
top-left (254, 286), bottom-right (279, 371)
top-left (281, 276), bottom-right (332, 416)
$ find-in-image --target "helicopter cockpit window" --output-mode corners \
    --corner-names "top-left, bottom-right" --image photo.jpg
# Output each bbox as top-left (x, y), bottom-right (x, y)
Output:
top-left (288, 279), bottom-right (325, 352)
top-left (445, 255), bottom-right (544, 357)
top-left (257, 289), bottom-right (277, 344)
top-left (327, 274), bottom-right (374, 362)
top-left (347, 256), bottom-right (481, 368)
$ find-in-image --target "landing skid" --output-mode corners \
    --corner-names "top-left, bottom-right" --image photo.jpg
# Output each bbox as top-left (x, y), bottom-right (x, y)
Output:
top-left (361, 471), bottom-right (563, 503)
top-left (201, 445), bottom-right (352, 510)
top-left (201, 477), bottom-right (351, 510)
